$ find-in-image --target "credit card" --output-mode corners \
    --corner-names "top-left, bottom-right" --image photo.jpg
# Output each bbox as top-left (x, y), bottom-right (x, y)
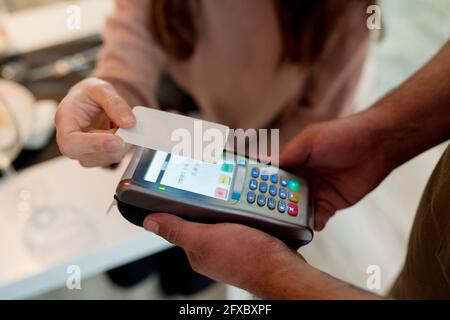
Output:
top-left (116, 107), bottom-right (230, 163)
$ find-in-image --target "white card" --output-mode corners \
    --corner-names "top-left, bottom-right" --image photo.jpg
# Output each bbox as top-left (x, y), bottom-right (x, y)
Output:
top-left (116, 107), bottom-right (230, 163)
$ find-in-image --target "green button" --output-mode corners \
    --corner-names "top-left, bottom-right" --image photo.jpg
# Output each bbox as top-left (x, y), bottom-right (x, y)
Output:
top-left (288, 179), bottom-right (300, 192)
top-left (221, 163), bottom-right (234, 173)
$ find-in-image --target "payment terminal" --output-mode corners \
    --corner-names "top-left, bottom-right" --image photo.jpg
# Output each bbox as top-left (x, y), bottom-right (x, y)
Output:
top-left (115, 147), bottom-right (314, 248)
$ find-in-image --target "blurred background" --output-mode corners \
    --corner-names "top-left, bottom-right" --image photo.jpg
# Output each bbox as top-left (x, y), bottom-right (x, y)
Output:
top-left (0, 0), bottom-right (449, 299)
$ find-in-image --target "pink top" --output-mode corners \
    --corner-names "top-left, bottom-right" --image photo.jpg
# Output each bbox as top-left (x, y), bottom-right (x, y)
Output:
top-left (94, 0), bottom-right (369, 146)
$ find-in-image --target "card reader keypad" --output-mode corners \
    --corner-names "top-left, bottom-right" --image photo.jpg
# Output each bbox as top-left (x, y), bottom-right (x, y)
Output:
top-left (246, 167), bottom-right (300, 217)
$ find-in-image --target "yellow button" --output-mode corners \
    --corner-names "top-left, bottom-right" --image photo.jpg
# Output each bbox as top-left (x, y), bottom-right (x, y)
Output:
top-left (288, 191), bottom-right (299, 203)
top-left (218, 175), bottom-right (231, 185)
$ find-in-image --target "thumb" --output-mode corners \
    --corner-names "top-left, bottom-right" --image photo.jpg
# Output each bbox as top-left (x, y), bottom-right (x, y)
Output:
top-left (143, 213), bottom-right (205, 252)
top-left (280, 127), bottom-right (315, 168)
top-left (86, 79), bottom-right (136, 128)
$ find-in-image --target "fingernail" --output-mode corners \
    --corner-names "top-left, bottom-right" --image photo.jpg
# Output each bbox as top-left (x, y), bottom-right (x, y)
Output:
top-left (314, 217), bottom-right (326, 231)
top-left (144, 219), bottom-right (159, 234)
top-left (105, 139), bottom-right (123, 151)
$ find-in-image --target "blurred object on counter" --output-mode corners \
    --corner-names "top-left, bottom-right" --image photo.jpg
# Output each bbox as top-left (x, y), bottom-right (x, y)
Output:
top-left (25, 99), bottom-right (57, 150)
top-left (22, 205), bottom-right (98, 265)
top-left (0, 20), bottom-right (8, 54)
top-left (0, 79), bottom-right (56, 150)
top-left (0, 0), bottom-right (113, 56)
top-left (2, 36), bottom-right (102, 169)
top-left (0, 80), bottom-right (57, 220)
top-left (0, 79), bottom-right (33, 144)
top-left (0, 0), bottom-right (103, 234)
top-left (1, 0), bottom-right (70, 13)
top-left (0, 79), bottom-right (55, 216)
top-left (1, 46), bottom-right (100, 82)
top-left (0, 92), bottom-right (21, 178)
top-left (1, 35), bottom-right (102, 101)
top-left (0, 88), bottom-right (37, 218)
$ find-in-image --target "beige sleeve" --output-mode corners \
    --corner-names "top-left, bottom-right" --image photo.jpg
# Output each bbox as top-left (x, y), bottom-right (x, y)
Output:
top-left (93, 0), bottom-right (166, 107)
top-left (308, 4), bottom-right (371, 119)
top-left (273, 5), bottom-right (370, 147)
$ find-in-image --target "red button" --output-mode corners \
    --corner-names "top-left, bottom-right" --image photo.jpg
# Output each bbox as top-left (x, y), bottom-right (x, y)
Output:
top-left (214, 188), bottom-right (228, 199)
top-left (287, 203), bottom-right (298, 217)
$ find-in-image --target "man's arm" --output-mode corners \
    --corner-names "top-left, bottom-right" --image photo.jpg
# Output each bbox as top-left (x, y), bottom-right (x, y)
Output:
top-left (142, 214), bottom-right (379, 299)
top-left (252, 255), bottom-right (379, 300)
top-left (271, 40), bottom-right (450, 298)
top-left (371, 40), bottom-right (450, 168)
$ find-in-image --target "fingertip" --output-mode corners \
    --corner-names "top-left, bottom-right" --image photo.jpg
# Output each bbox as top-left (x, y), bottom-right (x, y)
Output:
top-left (144, 213), bottom-right (189, 246)
top-left (104, 136), bottom-right (125, 152)
top-left (313, 204), bottom-right (331, 231)
top-left (314, 213), bottom-right (329, 231)
top-left (314, 207), bottom-right (334, 231)
top-left (314, 219), bottom-right (326, 231)
top-left (143, 218), bottom-right (160, 234)
top-left (119, 112), bottom-right (136, 128)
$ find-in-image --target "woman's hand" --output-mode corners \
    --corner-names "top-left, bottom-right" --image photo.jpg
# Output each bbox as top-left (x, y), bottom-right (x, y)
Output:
top-left (280, 112), bottom-right (395, 231)
top-left (55, 78), bottom-right (136, 168)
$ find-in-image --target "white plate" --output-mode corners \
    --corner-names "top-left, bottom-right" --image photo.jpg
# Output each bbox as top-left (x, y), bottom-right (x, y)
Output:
top-left (0, 79), bottom-right (34, 145)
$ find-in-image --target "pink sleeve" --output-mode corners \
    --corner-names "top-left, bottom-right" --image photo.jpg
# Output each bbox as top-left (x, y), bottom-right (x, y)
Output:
top-left (309, 4), bottom-right (371, 118)
top-left (93, 0), bottom-right (166, 107)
